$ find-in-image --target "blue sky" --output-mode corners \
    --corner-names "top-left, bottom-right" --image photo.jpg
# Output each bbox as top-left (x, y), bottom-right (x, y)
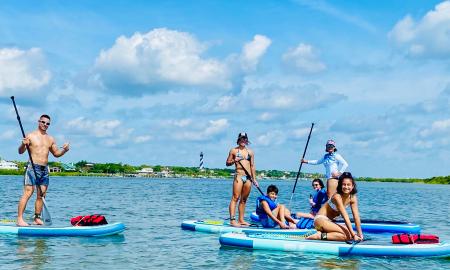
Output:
top-left (1, 0), bottom-right (449, 178)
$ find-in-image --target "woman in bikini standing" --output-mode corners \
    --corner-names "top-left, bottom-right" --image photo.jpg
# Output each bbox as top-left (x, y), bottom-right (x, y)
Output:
top-left (306, 172), bottom-right (363, 242)
top-left (226, 132), bottom-right (259, 227)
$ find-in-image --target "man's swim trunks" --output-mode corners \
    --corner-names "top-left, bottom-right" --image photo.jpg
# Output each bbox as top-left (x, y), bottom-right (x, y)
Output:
top-left (24, 163), bottom-right (49, 186)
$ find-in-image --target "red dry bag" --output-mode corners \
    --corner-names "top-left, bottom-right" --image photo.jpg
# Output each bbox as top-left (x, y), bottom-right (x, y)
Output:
top-left (70, 215), bottom-right (108, 226)
top-left (392, 234), bottom-right (439, 244)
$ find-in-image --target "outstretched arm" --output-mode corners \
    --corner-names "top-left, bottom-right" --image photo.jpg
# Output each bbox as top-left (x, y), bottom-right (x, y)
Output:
top-left (304, 156), bottom-right (324, 165)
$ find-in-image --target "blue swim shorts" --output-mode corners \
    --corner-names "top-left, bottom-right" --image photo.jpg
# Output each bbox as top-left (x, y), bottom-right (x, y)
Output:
top-left (260, 216), bottom-right (277, 228)
top-left (24, 163), bottom-right (49, 186)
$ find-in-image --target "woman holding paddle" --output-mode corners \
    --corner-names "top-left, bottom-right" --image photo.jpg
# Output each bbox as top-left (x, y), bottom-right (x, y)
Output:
top-left (226, 132), bottom-right (259, 227)
top-left (301, 139), bottom-right (348, 198)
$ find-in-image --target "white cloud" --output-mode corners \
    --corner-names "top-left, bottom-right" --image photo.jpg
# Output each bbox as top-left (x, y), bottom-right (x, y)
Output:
top-left (291, 127), bottom-right (311, 138)
top-left (389, 1), bottom-right (450, 58)
top-left (167, 119), bottom-right (193, 127)
top-left (134, 135), bottom-right (152, 143)
top-left (173, 118), bottom-right (229, 141)
top-left (204, 119), bottom-right (229, 136)
top-left (94, 28), bottom-right (231, 91)
top-left (256, 130), bottom-right (285, 146)
top-left (0, 130), bottom-right (16, 140)
top-left (258, 112), bottom-right (276, 121)
top-left (67, 117), bottom-right (121, 138)
top-left (282, 43), bottom-right (326, 73)
top-left (240, 35), bottom-right (271, 71)
top-left (103, 128), bottom-right (134, 147)
top-left (0, 48), bottom-right (51, 95)
top-left (419, 118), bottom-right (450, 137)
top-left (293, 0), bottom-right (377, 33)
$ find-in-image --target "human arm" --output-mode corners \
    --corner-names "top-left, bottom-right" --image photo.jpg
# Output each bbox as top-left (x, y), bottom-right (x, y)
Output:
top-left (303, 156), bottom-right (324, 165)
top-left (50, 139), bottom-right (70, 158)
top-left (336, 154), bottom-right (348, 174)
top-left (18, 135), bottom-right (31, 154)
top-left (226, 149), bottom-right (236, 166)
top-left (334, 195), bottom-right (359, 241)
top-left (350, 196), bottom-right (363, 240)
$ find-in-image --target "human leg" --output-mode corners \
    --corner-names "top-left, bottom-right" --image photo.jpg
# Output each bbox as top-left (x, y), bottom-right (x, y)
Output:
top-left (17, 185), bottom-right (34, 226)
top-left (229, 176), bottom-right (243, 226)
top-left (326, 178), bottom-right (338, 198)
top-left (307, 216), bottom-right (351, 241)
top-left (34, 185), bottom-right (48, 225)
top-left (282, 207), bottom-right (298, 227)
top-left (237, 180), bottom-right (252, 226)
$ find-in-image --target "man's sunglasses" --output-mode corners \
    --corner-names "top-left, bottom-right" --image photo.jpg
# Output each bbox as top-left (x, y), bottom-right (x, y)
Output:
top-left (39, 120), bottom-right (50, 126)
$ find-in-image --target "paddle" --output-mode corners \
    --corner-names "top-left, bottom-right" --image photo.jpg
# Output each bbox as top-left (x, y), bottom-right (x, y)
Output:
top-left (237, 159), bottom-right (264, 196)
top-left (288, 123), bottom-right (314, 209)
top-left (11, 96), bottom-right (52, 226)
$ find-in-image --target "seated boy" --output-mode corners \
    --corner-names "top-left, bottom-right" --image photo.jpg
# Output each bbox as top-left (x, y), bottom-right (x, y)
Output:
top-left (256, 185), bottom-right (297, 229)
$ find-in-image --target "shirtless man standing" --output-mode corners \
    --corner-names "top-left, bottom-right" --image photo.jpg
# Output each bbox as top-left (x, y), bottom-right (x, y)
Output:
top-left (17, 114), bottom-right (69, 226)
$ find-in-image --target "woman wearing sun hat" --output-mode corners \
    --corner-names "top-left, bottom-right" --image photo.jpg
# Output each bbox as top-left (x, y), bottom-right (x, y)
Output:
top-left (301, 139), bottom-right (348, 198)
top-left (226, 132), bottom-right (259, 227)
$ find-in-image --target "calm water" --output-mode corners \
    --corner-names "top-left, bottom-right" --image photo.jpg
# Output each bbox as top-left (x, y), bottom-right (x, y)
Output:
top-left (0, 176), bottom-right (449, 270)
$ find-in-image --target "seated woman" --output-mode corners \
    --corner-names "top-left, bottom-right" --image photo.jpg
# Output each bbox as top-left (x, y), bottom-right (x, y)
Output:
top-left (295, 178), bottom-right (328, 219)
top-left (256, 185), bottom-right (297, 229)
top-left (306, 172), bottom-right (363, 242)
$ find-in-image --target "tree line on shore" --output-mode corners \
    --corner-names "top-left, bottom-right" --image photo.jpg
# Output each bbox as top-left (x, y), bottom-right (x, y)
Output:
top-left (0, 160), bottom-right (448, 184)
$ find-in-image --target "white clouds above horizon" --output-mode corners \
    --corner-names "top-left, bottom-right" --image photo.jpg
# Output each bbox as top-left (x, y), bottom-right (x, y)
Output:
top-left (389, 1), bottom-right (450, 58)
top-left (282, 43), bottom-right (326, 73)
top-left (94, 28), bottom-right (232, 92)
top-left (240, 35), bottom-right (272, 71)
top-left (172, 118), bottom-right (229, 141)
top-left (0, 48), bottom-right (51, 95)
top-left (67, 117), bottom-right (122, 138)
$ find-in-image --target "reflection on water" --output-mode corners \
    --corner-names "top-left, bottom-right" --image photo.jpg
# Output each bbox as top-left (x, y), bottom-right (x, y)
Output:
top-left (16, 238), bottom-right (49, 270)
top-left (318, 258), bottom-right (360, 269)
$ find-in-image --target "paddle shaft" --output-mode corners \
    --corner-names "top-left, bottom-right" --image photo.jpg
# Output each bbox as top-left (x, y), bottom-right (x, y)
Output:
top-left (289, 123), bottom-right (314, 207)
top-left (10, 96), bottom-right (45, 197)
top-left (237, 159), bottom-right (264, 195)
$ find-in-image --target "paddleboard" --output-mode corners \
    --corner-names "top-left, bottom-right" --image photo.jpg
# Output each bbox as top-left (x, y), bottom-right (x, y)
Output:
top-left (181, 219), bottom-right (315, 235)
top-left (0, 222), bottom-right (125, 237)
top-left (219, 232), bottom-right (450, 257)
top-left (250, 212), bottom-right (421, 233)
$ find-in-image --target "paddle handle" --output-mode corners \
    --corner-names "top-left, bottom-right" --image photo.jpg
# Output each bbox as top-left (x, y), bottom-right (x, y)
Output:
top-left (237, 159), bottom-right (264, 196)
top-left (288, 122), bottom-right (314, 210)
top-left (10, 96), bottom-right (44, 197)
top-left (291, 123), bottom-right (314, 194)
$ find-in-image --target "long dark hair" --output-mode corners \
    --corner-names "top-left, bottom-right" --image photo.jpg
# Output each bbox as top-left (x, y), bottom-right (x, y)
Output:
top-left (337, 172), bottom-right (357, 195)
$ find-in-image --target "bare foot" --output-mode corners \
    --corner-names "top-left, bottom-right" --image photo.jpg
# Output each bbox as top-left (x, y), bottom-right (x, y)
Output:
top-left (33, 217), bottom-right (44, 226)
top-left (230, 220), bottom-right (240, 227)
top-left (306, 232), bottom-right (321, 240)
top-left (289, 223), bottom-right (297, 229)
top-left (16, 220), bottom-right (30, 227)
top-left (239, 221), bottom-right (251, 227)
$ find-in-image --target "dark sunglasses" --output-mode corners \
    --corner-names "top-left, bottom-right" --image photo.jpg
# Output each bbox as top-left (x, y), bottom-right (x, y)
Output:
top-left (326, 144), bottom-right (335, 148)
top-left (39, 120), bottom-right (50, 126)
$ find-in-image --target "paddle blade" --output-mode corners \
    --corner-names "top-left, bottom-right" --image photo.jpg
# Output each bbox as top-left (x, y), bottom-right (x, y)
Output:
top-left (41, 198), bottom-right (52, 226)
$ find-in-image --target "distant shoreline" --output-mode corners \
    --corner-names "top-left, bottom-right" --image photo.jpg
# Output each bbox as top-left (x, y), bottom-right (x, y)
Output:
top-left (0, 170), bottom-right (448, 184)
